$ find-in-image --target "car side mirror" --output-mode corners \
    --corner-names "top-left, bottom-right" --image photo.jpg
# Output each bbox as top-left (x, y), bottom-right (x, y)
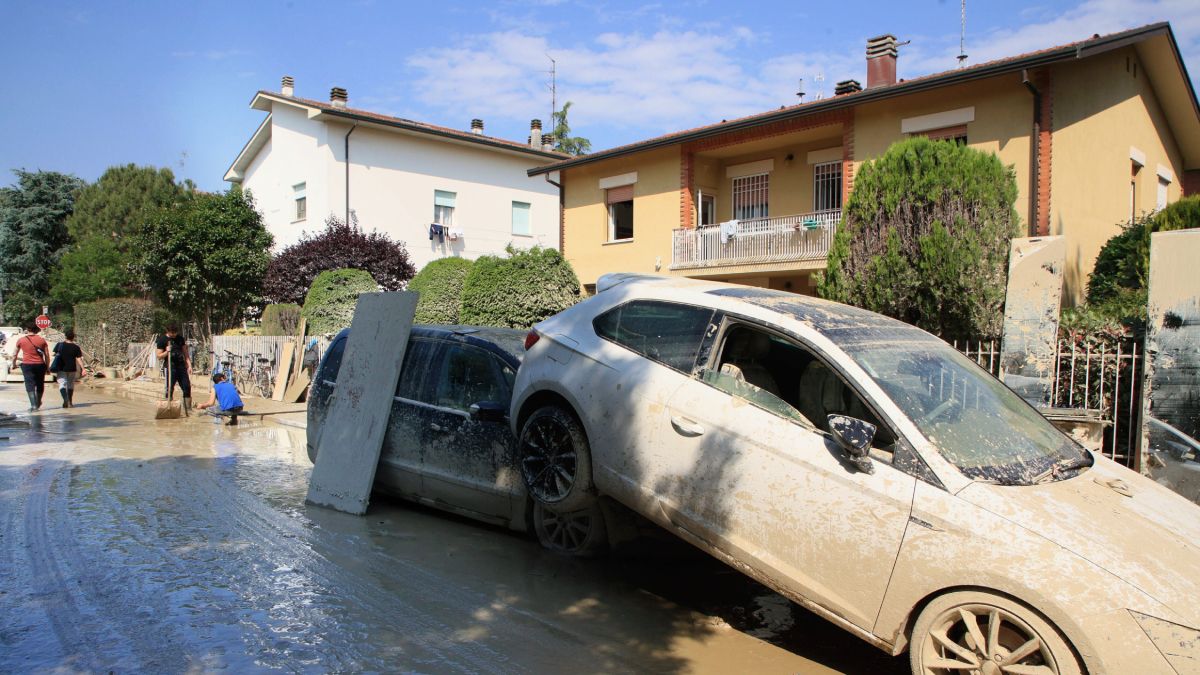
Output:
top-left (828, 414), bottom-right (876, 474)
top-left (470, 401), bottom-right (508, 423)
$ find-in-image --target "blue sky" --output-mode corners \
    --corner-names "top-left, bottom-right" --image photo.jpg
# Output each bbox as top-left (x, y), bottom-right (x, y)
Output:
top-left (2, 0), bottom-right (1198, 192)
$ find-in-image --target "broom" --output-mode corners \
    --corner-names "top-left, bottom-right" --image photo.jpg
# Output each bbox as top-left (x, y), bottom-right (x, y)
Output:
top-left (155, 346), bottom-right (183, 420)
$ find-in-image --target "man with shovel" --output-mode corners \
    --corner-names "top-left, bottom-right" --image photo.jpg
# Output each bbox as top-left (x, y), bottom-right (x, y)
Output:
top-left (155, 324), bottom-right (193, 415)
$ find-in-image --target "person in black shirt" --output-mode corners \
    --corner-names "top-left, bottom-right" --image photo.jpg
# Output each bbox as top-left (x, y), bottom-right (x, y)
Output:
top-left (51, 329), bottom-right (86, 408)
top-left (155, 324), bottom-right (193, 414)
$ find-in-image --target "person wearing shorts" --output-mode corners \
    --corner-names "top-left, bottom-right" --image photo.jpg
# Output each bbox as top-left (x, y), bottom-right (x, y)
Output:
top-left (51, 329), bottom-right (86, 408)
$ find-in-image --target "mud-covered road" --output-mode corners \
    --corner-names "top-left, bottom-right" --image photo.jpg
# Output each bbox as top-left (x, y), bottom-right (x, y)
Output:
top-left (0, 384), bottom-right (906, 674)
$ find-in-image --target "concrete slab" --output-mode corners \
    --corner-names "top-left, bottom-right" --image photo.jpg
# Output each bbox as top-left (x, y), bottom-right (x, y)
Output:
top-left (1000, 236), bottom-right (1065, 406)
top-left (306, 292), bottom-right (417, 515)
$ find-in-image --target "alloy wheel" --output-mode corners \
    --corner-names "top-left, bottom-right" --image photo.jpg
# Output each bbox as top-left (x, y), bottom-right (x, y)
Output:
top-left (919, 604), bottom-right (1060, 675)
top-left (521, 416), bottom-right (578, 504)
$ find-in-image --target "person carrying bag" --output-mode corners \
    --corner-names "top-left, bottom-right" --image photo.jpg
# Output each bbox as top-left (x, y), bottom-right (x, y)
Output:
top-left (10, 323), bottom-right (50, 411)
top-left (50, 329), bottom-right (86, 408)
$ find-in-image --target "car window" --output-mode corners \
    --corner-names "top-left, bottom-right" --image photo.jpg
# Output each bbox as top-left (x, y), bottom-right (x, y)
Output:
top-left (396, 339), bottom-right (436, 401)
top-left (433, 344), bottom-right (508, 412)
top-left (320, 335), bottom-right (348, 381)
top-left (594, 300), bottom-right (714, 372)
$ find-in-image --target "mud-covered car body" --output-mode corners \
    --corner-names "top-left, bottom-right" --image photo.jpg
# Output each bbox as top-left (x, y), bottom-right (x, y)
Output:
top-left (510, 274), bottom-right (1200, 674)
top-left (308, 325), bottom-right (529, 530)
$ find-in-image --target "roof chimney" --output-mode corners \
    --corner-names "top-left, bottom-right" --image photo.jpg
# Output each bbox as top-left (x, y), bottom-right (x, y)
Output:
top-left (470, 118), bottom-right (484, 135)
top-left (530, 119), bottom-right (542, 148)
top-left (866, 34), bottom-right (898, 88)
top-left (330, 87), bottom-right (348, 108)
top-left (281, 75), bottom-right (295, 96)
top-left (835, 79), bottom-right (862, 96)
top-left (542, 133), bottom-right (555, 152)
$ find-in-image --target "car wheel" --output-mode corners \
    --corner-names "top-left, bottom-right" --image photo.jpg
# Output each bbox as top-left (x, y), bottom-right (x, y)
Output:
top-left (532, 501), bottom-right (607, 557)
top-left (519, 405), bottom-right (594, 512)
top-left (910, 591), bottom-right (1082, 675)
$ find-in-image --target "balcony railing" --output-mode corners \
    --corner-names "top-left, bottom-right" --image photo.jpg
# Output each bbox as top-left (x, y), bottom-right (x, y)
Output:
top-left (671, 209), bottom-right (841, 270)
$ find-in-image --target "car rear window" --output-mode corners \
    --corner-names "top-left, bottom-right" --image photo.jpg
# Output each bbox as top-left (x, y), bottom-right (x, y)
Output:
top-left (594, 300), bottom-right (714, 372)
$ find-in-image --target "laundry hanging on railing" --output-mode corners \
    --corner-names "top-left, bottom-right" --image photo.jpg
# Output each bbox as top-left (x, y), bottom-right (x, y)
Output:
top-left (448, 227), bottom-right (464, 241)
top-left (429, 223), bottom-right (446, 242)
top-left (719, 219), bottom-right (739, 244)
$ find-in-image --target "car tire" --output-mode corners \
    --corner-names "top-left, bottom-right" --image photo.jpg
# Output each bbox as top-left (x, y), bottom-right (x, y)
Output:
top-left (910, 590), bottom-right (1082, 675)
top-left (532, 501), bottom-right (607, 557)
top-left (519, 405), bottom-right (594, 512)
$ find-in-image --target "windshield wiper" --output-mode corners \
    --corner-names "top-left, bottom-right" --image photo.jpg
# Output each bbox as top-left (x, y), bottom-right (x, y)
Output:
top-left (1033, 454), bottom-right (1094, 484)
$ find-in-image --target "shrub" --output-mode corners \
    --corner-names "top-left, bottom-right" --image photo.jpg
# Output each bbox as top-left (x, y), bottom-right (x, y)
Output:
top-left (409, 257), bottom-right (474, 324)
top-left (264, 214), bottom-right (416, 305)
top-left (818, 137), bottom-right (1020, 338)
top-left (459, 246), bottom-right (580, 328)
top-left (261, 303), bottom-right (301, 335)
top-left (302, 268), bottom-right (379, 335)
top-left (73, 298), bottom-right (165, 365)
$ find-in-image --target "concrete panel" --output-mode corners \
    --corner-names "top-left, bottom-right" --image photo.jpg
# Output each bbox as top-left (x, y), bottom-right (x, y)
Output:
top-left (1000, 236), bottom-right (1065, 406)
top-left (1141, 229), bottom-right (1200, 502)
top-left (306, 292), bottom-right (417, 515)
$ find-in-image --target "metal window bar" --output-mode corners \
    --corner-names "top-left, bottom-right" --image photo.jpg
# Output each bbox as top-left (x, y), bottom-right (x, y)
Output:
top-left (732, 173), bottom-right (769, 221)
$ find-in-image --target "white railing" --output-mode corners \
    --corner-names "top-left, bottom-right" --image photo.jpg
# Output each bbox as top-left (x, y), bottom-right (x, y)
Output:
top-left (671, 210), bottom-right (841, 270)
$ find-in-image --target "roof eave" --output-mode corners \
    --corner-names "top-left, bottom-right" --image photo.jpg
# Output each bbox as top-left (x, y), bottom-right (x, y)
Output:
top-left (224, 114), bottom-right (272, 183)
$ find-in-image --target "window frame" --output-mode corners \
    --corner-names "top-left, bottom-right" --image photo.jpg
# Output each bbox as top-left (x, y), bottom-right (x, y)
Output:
top-left (430, 342), bottom-right (511, 413)
top-left (731, 172), bottom-right (769, 221)
top-left (812, 161), bottom-right (843, 212)
top-left (434, 190), bottom-right (457, 227)
top-left (293, 182), bottom-right (307, 222)
top-left (606, 186), bottom-right (634, 242)
top-left (592, 299), bottom-right (716, 374)
top-left (511, 200), bottom-right (532, 237)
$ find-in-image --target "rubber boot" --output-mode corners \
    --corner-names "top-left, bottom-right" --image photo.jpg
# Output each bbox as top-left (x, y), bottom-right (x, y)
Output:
top-left (61, 387), bottom-right (70, 408)
top-left (27, 391), bottom-right (38, 412)
top-left (183, 397), bottom-right (193, 417)
top-left (67, 389), bottom-right (75, 408)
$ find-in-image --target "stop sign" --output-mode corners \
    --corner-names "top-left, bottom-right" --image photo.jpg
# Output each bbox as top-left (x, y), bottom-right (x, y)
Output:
top-left (35, 314), bottom-right (51, 330)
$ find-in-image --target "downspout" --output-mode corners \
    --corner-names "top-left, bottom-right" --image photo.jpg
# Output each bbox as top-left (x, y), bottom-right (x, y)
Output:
top-left (1022, 69), bottom-right (1041, 237)
top-left (344, 124), bottom-right (358, 223)
top-left (544, 172), bottom-right (564, 253)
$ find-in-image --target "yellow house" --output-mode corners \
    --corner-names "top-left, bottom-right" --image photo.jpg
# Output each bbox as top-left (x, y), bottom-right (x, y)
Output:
top-left (530, 23), bottom-right (1200, 304)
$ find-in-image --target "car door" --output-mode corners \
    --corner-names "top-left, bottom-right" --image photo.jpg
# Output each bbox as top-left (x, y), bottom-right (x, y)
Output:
top-left (652, 320), bottom-right (917, 631)
top-left (419, 340), bottom-right (517, 521)
top-left (375, 337), bottom-right (438, 498)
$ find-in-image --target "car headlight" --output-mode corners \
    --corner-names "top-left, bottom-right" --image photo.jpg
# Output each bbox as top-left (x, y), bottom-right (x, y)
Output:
top-left (1130, 611), bottom-right (1200, 674)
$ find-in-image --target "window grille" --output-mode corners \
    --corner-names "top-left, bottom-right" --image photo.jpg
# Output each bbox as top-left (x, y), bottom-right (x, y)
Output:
top-left (813, 162), bottom-right (842, 212)
top-left (732, 173), bottom-right (768, 220)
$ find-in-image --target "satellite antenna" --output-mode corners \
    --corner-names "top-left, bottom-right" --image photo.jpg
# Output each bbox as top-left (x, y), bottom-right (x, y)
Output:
top-left (796, 78), bottom-right (805, 103)
top-left (957, 0), bottom-right (969, 66)
top-left (814, 72), bottom-right (825, 100)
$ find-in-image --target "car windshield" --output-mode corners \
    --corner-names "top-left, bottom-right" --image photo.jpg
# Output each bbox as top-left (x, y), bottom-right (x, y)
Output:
top-left (838, 336), bottom-right (1089, 485)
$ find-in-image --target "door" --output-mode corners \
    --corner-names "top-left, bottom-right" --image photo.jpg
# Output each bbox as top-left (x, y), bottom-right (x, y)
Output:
top-left (376, 338), bottom-right (438, 498)
top-left (420, 342), bottom-right (518, 520)
top-left (651, 322), bottom-right (916, 630)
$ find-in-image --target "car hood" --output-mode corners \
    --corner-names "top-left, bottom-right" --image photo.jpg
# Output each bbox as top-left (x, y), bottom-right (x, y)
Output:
top-left (958, 455), bottom-right (1200, 625)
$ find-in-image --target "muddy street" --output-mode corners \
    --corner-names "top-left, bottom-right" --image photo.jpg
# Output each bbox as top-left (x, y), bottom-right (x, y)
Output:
top-left (0, 384), bottom-right (905, 674)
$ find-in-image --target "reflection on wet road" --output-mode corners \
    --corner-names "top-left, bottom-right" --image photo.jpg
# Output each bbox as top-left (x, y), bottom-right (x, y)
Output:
top-left (0, 385), bottom-right (906, 673)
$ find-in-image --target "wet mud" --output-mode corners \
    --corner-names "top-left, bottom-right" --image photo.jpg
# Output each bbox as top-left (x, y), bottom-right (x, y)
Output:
top-left (0, 385), bottom-right (904, 674)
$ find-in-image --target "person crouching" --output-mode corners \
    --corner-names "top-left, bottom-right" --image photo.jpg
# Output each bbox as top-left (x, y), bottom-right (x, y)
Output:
top-left (197, 371), bottom-right (244, 425)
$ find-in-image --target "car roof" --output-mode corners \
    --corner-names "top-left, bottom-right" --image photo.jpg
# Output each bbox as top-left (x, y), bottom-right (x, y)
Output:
top-left (329, 324), bottom-right (526, 366)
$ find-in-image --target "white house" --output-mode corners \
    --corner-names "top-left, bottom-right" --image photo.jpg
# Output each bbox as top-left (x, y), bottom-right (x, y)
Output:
top-left (224, 77), bottom-right (566, 269)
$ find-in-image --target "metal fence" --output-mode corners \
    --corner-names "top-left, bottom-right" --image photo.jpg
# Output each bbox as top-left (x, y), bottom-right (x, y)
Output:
top-left (951, 337), bottom-right (1143, 467)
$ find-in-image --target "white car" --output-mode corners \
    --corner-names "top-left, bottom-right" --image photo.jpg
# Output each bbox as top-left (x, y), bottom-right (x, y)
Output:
top-left (510, 274), bottom-right (1200, 675)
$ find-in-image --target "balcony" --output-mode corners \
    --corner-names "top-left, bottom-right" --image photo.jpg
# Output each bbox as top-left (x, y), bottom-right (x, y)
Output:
top-left (671, 209), bottom-right (841, 271)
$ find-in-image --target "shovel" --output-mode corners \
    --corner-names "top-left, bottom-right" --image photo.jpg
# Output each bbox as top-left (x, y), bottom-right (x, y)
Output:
top-left (155, 348), bottom-right (183, 420)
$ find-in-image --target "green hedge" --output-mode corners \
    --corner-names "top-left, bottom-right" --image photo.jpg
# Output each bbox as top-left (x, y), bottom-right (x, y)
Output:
top-left (73, 298), bottom-right (165, 365)
top-left (409, 257), bottom-right (473, 324)
top-left (302, 268), bottom-right (379, 335)
top-left (459, 246), bottom-right (580, 328)
top-left (261, 303), bottom-right (301, 335)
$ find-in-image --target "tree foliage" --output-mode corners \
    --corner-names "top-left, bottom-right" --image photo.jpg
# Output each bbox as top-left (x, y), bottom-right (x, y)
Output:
top-left (302, 268), bottom-right (379, 335)
top-left (409, 257), bottom-right (474, 324)
top-left (73, 298), bottom-right (166, 366)
top-left (0, 169), bottom-right (86, 323)
top-left (818, 137), bottom-right (1020, 337)
top-left (551, 101), bottom-right (591, 156)
top-left (52, 164), bottom-right (189, 306)
top-left (131, 187), bottom-right (273, 339)
top-left (261, 303), bottom-right (301, 336)
top-left (263, 214), bottom-right (416, 305)
top-left (459, 246), bottom-right (580, 328)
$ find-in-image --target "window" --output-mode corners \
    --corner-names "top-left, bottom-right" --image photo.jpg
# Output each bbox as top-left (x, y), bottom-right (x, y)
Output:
top-left (606, 185), bottom-right (634, 241)
top-left (922, 125), bottom-right (968, 145)
top-left (434, 190), bottom-right (456, 227)
top-left (699, 194), bottom-right (716, 226)
top-left (732, 174), bottom-right (768, 220)
top-left (813, 162), bottom-right (842, 212)
top-left (395, 339), bottom-right (435, 401)
top-left (434, 344), bottom-right (508, 411)
top-left (1130, 162), bottom-right (1142, 223)
top-left (511, 201), bottom-right (532, 236)
top-left (593, 300), bottom-right (714, 372)
top-left (1157, 176), bottom-right (1170, 211)
top-left (293, 183), bottom-right (307, 221)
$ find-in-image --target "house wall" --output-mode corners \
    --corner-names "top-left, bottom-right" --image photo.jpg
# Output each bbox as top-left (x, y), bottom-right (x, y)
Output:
top-left (707, 136), bottom-right (845, 221)
top-left (1050, 46), bottom-right (1186, 304)
top-left (561, 146), bottom-right (680, 286)
top-left (239, 104), bottom-right (559, 272)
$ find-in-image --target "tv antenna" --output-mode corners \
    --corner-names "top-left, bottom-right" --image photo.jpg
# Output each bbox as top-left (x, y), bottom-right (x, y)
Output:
top-left (957, 0), bottom-right (969, 66)
top-left (546, 54), bottom-right (557, 128)
top-left (814, 72), bottom-right (825, 100)
top-left (796, 78), bottom-right (805, 103)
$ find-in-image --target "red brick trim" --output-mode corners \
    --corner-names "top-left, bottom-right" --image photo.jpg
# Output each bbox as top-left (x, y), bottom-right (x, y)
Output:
top-left (842, 114), bottom-right (856, 204)
top-left (1035, 69), bottom-right (1053, 236)
top-left (680, 148), bottom-right (695, 229)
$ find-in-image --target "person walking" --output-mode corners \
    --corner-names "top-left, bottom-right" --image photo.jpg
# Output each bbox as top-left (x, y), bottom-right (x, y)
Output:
top-left (50, 329), bottom-right (86, 408)
top-left (10, 323), bottom-right (50, 411)
top-left (155, 324), bottom-right (193, 415)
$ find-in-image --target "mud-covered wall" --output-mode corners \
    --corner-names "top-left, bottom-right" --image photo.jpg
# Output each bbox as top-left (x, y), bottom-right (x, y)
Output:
top-left (1000, 237), bottom-right (1065, 406)
top-left (1141, 229), bottom-right (1200, 502)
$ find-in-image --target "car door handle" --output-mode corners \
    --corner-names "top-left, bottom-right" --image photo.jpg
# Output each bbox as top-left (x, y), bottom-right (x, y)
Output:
top-left (671, 416), bottom-right (705, 437)
top-left (429, 422), bottom-right (449, 433)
